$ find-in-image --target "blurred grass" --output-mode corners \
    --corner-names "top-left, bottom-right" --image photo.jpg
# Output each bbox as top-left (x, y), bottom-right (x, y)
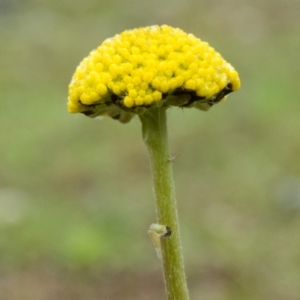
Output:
top-left (1, 0), bottom-right (300, 299)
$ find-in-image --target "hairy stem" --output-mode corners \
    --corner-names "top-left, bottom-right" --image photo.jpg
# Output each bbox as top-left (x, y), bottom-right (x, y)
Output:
top-left (139, 107), bottom-right (189, 300)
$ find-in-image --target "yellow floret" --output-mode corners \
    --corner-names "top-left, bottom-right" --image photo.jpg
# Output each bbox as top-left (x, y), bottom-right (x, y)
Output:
top-left (68, 25), bottom-right (240, 121)
top-left (160, 82), bottom-right (170, 94)
top-left (124, 96), bottom-right (134, 107)
top-left (139, 90), bottom-right (146, 97)
top-left (152, 91), bottom-right (162, 102)
top-left (185, 80), bottom-right (196, 90)
top-left (128, 89), bottom-right (138, 98)
top-left (133, 76), bottom-right (142, 85)
top-left (96, 84), bottom-right (107, 96)
top-left (143, 72), bottom-right (154, 83)
top-left (144, 95), bottom-right (153, 105)
top-left (135, 96), bottom-right (144, 106)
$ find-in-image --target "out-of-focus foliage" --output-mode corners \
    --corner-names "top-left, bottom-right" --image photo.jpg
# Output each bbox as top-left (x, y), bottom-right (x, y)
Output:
top-left (1, 0), bottom-right (300, 299)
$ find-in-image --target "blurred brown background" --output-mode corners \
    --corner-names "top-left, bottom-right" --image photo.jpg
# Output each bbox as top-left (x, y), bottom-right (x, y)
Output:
top-left (0, 0), bottom-right (300, 299)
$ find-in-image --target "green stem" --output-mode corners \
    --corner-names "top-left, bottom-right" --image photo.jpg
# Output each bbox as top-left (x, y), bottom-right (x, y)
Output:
top-left (139, 107), bottom-right (189, 300)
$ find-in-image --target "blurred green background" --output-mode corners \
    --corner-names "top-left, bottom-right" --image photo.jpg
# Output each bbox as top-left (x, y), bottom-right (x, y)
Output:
top-left (0, 0), bottom-right (299, 299)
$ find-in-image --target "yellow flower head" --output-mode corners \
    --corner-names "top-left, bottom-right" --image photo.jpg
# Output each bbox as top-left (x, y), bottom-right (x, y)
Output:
top-left (68, 25), bottom-right (240, 123)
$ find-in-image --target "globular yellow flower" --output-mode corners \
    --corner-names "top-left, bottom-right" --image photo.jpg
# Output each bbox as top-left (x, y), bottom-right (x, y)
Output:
top-left (68, 25), bottom-right (240, 123)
